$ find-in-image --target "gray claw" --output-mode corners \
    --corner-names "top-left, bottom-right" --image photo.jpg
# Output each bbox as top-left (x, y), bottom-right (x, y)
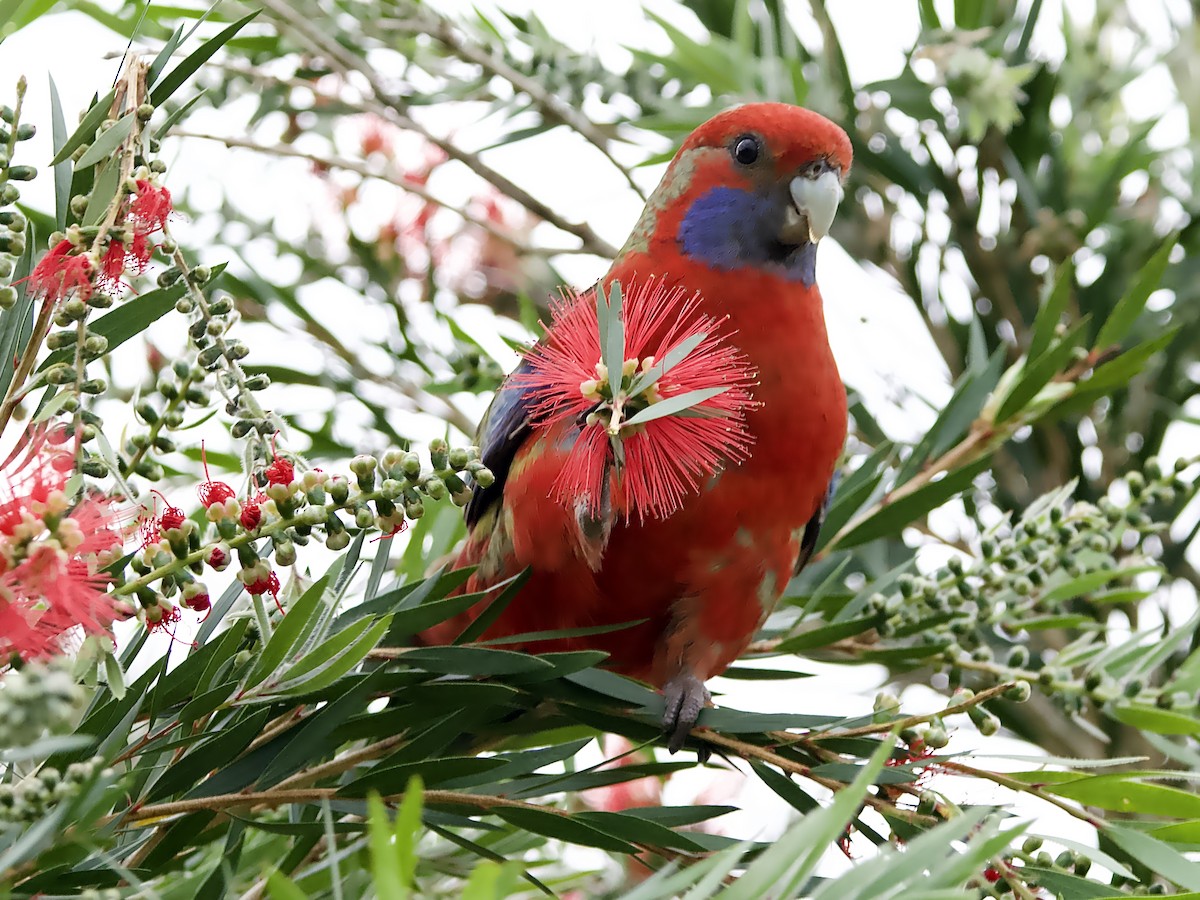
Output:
top-left (662, 672), bottom-right (711, 753)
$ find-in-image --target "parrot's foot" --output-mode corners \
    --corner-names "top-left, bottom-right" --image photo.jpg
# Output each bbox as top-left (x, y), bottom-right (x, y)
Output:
top-left (662, 672), bottom-right (711, 754)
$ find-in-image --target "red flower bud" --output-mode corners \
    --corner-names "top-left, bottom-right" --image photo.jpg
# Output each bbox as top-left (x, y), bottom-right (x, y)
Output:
top-left (240, 498), bottom-right (262, 531)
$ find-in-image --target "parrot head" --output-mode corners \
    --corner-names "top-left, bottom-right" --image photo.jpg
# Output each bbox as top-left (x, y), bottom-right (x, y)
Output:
top-left (622, 103), bottom-right (852, 286)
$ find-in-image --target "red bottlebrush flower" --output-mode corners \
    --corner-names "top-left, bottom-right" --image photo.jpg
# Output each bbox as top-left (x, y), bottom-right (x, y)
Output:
top-left (246, 570), bottom-right (283, 613)
top-left (129, 180), bottom-right (173, 235)
top-left (26, 240), bottom-right (93, 306)
top-left (98, 240), bottom-right (127, 295)
top-left (0, 437), bottom-right (124, 663)
top-left (156, 495), bottom-right (186, 532)
top-left (97, 234), bottom-right (154, 295)
top-left (983, 867), bottom-right (1002, 883)
top-left (197, 442), bottom-right (236, 508)
top-left (240, 494), bottom-right (263, 531)
top-left (263, 442), bottom-right (294, 487)
top-left (513, 277), bottom-right (757, 519)
top-left (182, 584), bottom-right (211, 616)
top-left (146, 601), bottom-right (180, 630)
top-left (146, 602), bottom-right (191, 647)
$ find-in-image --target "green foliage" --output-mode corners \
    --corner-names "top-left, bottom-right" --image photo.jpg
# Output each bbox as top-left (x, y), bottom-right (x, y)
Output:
top-left (0, 0), bottom-right (1197, 897)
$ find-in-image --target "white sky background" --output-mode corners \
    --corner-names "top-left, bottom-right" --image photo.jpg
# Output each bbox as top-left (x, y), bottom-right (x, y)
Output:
top-left (0, 0), bottom-right (1196, 877)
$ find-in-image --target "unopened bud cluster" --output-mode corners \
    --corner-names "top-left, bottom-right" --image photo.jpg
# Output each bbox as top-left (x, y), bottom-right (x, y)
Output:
top-left (446, 345), bottom-right (505, 393)
top-left (0, 657), bottom-right (84, 747)
top-left (0, 79), bottom-right (34, 311)
top-left (0, 756), bottom-right (107, 824)
top-left (351, 439), bottom-right (493, 521)
top-left (120, 358), bottom-right (214, 482)
top-left (116, 442), bottom-right (491, 622)
top-left (864, 456), bottom-right (1196, 721)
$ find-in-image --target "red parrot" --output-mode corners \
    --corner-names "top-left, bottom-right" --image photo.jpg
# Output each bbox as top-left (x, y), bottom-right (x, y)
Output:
top-left (422, 103), bottom-right (850, 750)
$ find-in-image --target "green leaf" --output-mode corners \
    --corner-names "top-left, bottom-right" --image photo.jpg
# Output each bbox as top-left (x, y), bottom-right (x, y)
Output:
top-left (0, 224), bottom-right (35, 402)
top-left (1046, 566), bottom-right (1147, 609)
top-left (599, 280), bottom-right (625, 390)
top-left (1093, 235), bottom-right (1177, 349)
top-left (835, 456), bottom-right (992, 549)
top-left (574, 810), bottom-right (705, 851)
top-left (460, 861), bottom-right (522, 900)
top-left (775, 615), bottom-right (877, 653)
top-left (147, 23), bottom-right (187, 87)
top-left (48, 74), bottom-right (71, 229)
top-left (1106, 824), bottom-right (1200, 890)
top-left (1109, 703), bottom-right (1200, 736)
top-left (395, 776), bottom-right (423, 886)
top-left (626, 330), bottom-right (706, 396)
top-left (452, 567), bottom-right (530, 644)
top-left (49, 88), bottom-right (117, 165)
top-left (1028, 259), bottom-right (1074, 361)
top-left (154, 89), bottom-right (208, 138)
top-left (1078, 326), bottom-right (1180, 396)
top-left (367, 792), bottom-right (408, 900)
top-left (151, 10), bottom-right (262, 106)
top-left (265, 870), bottom-right (308, 900)
top-left (269, 615), bottom-right (391, 696)
top-left (493, 807), bottom-right (638, 854)
top-left (993, 318), bottom-right (1089, 423)
top-left (623, 386), bottom-right (731, 426)
top-left (720, 737), bottom-right (895, 899)
top-left (1045, 774), bottom-right (1200, 817)
top-left (1151, 819), bottom-right (1200, 844)
top-left (257, 669), bottom-right (386, 788)
top-left (244, 568), bottom-right (333, 688)
top-left (39, 265), bottom-right (226, 372)
top-left (398, 645), bottom-right (554, 676)
top-left (566, 667), bottom-right (661, 706)
top-left (698, 707), bottom-right (842, 732)
top-left (1018, 868), bottom-right (1117, 899)
top-left (160, 708), bottom-right (271, 801)
top-left (75, 112), bottom-right (135, 168)
top-left (102, 651), bottom-right (126, 700)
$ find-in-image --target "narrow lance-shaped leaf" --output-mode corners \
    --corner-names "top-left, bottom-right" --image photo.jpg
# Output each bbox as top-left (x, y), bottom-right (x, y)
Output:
top-left (622, 386), bottom-right (731, 426)
top-left (1093, 235), bottom-right (1177, 350)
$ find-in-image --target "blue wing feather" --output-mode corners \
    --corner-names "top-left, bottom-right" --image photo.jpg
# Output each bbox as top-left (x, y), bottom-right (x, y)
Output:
top-left (465, 357), bottom-right (535, 527)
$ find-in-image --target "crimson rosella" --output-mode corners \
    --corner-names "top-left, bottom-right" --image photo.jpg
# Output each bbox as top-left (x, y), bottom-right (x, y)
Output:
top-left (422, 103), bottom-right (851, 750)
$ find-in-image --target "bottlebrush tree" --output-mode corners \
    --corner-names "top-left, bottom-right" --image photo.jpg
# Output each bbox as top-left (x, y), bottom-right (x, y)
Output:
top-left (0, 2), bottom-right (1198, 899)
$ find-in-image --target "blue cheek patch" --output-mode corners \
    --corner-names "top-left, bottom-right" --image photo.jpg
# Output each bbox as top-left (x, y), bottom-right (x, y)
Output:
top-left (677, 186), bottom-right (816, 286)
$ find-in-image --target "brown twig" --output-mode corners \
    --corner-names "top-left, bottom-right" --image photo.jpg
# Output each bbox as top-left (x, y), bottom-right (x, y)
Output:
top-left (122, 787), bottom-right (553, 824)
top-left (167, 129), bottom-right (588, 260)
top-left (698, 730), bottom-right (932, 826)
top-left (805, 680), bottom-right (1017, 741)
top-left (939, 759), bottom-right (1106, 829)
top-left (399, 11), bottom-right (648, 202)
top-left (254, 0), bottom-right (619, 259)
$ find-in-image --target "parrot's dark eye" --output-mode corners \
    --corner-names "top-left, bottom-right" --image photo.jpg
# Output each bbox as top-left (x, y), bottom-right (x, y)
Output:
top-left (732, 135), bottom-right (761, 166)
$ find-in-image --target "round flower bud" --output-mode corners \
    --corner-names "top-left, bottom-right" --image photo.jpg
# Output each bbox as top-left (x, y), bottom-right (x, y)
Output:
top-left (274, 540), bottom-right (297, 567)
top-left (429, 438), bottom-right (449, 471)
top-left (1004, 680), bottom-right (1032, 703)
top-left (922, 725), bottom-right (949, 749)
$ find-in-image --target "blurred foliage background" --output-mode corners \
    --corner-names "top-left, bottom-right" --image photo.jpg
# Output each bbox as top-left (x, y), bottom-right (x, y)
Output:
top-left (1, 0), bottom-right (1199, 897)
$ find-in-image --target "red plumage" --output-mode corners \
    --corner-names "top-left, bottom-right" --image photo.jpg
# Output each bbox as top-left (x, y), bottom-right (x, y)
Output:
top-left (421, 104), bottom-right (851, 747)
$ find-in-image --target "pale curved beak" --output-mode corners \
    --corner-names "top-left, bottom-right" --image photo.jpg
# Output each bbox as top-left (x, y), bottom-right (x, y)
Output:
top-left (787, 170), bottom-right (844, 243)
